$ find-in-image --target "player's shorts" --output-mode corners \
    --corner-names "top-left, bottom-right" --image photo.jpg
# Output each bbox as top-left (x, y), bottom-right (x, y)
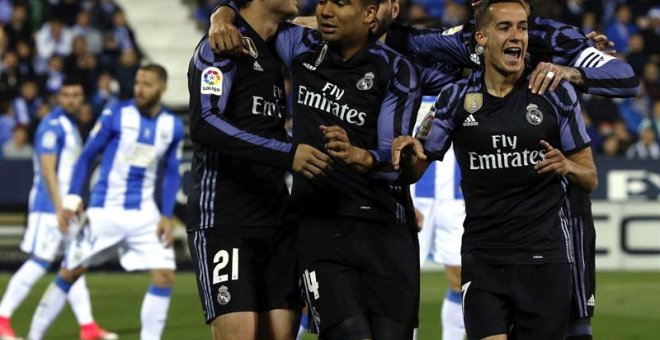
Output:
top-left (569, 211), bottom-right (596, 319)
top-left (63, 204), bottom-right (176, 271)
top-left (187, 223), bottom-right (299, 324)
top-left (461, 260), bottom-right (571, 340)
top-left (298, 216), bottom-right (420, 335)
top-left (414, 198), bottom-right (464, 266)
top-left (21, 212), bottom-right (81, 262)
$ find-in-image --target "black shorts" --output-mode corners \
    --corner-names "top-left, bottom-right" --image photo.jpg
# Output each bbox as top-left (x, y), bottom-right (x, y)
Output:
top-left (569, 211), bottom-right (596, 319)
top-left (461, 260), bottom-right (572, 340)
top-left (297, 216), bottom-right (420, 335)
top-left (187, 223), bottom-right (299, 323)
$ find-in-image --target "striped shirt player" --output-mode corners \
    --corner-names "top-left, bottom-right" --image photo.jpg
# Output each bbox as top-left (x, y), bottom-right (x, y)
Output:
top-left (64, 99), bottom-right (184, 271)
top-left (272, 22), bottom-right (422, 336)
top-left (21, 107), bottom-right (82, 261)
top-left (186, 15), bottom-right (310, 324)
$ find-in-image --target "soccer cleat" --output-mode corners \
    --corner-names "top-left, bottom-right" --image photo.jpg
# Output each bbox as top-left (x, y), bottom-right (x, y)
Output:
top-left (0, 316), bottom-right (21, 340)
top-left (80, 322), bottom-right (118, 340)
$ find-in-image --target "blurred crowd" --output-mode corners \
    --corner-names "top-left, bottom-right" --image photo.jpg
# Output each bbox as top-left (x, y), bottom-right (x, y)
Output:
top-left (0, 0), bottom-right (143, 159)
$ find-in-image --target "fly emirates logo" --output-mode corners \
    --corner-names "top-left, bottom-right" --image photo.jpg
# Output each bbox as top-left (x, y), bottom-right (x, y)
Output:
top-left (297, 82), bottom-right (367, 126)
top-left (468, 135), bottom-right (545, 170)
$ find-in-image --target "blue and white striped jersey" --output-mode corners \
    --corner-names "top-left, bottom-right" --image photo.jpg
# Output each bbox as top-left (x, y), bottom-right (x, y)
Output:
top-left (30, 107), bottom-right (82, 213)
top-left (68, 100), bottom-right (184, 217)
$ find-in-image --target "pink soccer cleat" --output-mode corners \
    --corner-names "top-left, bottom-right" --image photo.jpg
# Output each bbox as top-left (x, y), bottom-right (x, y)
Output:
top-left (80, 322), bottom-right (118, 340)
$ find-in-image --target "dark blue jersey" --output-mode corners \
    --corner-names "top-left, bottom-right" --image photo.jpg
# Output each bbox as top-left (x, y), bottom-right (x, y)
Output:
top-left (274, 23), bottom-right (421, 225)
top-left (386, 15), bottom-right (640, 98)
top-left (187, 17), bottom-right (294, 231)
top-left (417, 68), bottom-right (591, 264)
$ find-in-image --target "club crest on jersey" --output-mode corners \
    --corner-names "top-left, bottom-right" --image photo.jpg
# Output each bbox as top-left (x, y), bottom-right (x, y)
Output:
top-left (442, 25), bottom-right (463, 36)
top-left (242, 37), bottom-right (258, 59)
top-left (217, 285), bottom-right (231, 305)
top-left (303, 43), bottom-right (328, 71)
top-left (464, 93), bottom-right (483, 114)
top-left (201, 67), bottom-right (223, 96)
top-left (356, 72), bottom-right (375, 91)
top-left (526, 103), bottom-right (543, 125)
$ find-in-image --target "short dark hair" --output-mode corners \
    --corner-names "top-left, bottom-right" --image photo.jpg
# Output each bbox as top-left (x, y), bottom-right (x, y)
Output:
top-left (61, 76), bottom-right (84, 89)
top-left (139, 63), bottom-right (168, 83)
top-left (475, 0), bottom-right (527, 30)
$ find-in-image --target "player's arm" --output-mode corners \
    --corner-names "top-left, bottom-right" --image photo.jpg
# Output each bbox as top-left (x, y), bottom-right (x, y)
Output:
top-left (63, 108), bottom-right (116, 213)
top-left (385, 22), bottom-right (473, 69)
top-left (35, 124), bottom-right (67, 231)
top-left (527, 16), bottom-right (639, 97)
top-left (393, 83), bottom-right (461, 184)
top-left (188, 39), bottom-right (329, 177)
top-left (535, 82), bottom-right (598, 192)
top-left (158, 119), bottom-right (184, 248)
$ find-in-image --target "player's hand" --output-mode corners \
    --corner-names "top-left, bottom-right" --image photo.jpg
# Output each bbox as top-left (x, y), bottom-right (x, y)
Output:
top-left (392, 136), bottom-right (426, 171)
top-left (56, 209), bottom-right (69, 234)
top-left (586, 31), bottom-right (616, 55)
top-left (157, 217), bottom-right (174, 248)
top-left (529, 62), bottom-right (582, 95)
top-left (321, 125), bottom-right (373, 173)
top-left (414, 207), bottom-right (424, 232)
top-left (293, 144), bottom-right (331, 180)
top-left (534, 140), bottom-right (572, 176)
top-left (208, 6), bottom-right (247, 56)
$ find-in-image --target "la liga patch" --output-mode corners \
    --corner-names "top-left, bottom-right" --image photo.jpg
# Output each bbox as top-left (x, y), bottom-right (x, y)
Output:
top-left (201, 66), bottom-right (223, 96)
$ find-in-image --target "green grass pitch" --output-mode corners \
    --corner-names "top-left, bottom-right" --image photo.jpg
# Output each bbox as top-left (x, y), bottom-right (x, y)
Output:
top-left (1, 271), bottom-right (659, 339)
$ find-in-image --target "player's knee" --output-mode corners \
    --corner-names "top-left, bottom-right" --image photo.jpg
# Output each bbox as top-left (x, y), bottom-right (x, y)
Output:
top-left (58, 266), bottom-right (84, 282)
top-left (445, 265), bottom-right (462, 292)
top-left (150, 269), bottom-right (175, 287)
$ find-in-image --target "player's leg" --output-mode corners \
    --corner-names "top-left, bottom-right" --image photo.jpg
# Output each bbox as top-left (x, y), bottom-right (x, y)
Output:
top-left (256, 224), bottom-right (301, 340)
top-left (298, 216), bottom-right (373, 339)
top-left (565, 318), bottom-right (592, 340)
top-left (140, 268), bottom-right (175, 340)
top-left (414, 197), bottom-right (435, 265)
top-left (1, 213), bottom-right (60, 340)
top-left (510, 263), bottom-right (571, 340)
top-left (461, 261), bottom-right (511, 340)
top-left (435, 200), bottom-right (466, 340)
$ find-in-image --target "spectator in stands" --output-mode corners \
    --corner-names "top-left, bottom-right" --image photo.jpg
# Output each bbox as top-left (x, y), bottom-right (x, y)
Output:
top-left (0, 103), bottom-right (14, 146)
top-left (604, 4), bottom-right (639, 55)
top-left (111, 10), bottom-right (139, 53)
top-left (49, 0), bottom-right (82, 26)
top-left (0, 0), bottom-right (12, 24)
top-left (89, 71), bottom-right (118, 118)
top-left (639, 101), bottom-right (660, 142)
top-left (64, 36), bottom-right (99, 95)
top-left (76, 103), bottom-right (94, 141)
top-left (15, 40), bottom-right (36, 78)
top-left (0, 51), bottom-right (21, 103)
top-left (626, 126), bottom-right (660, 160)
top-left (193, 0), bottom-right (220, 31)
top-left (4, 4), bottom-right (31, 46)
top-left (115, 49), bottom-right (140, 99)
top-left (641, 7), bottom-right (659, 56)
top-left (618, 82), bottom-right (651, 137)
top-left (641, 61), bottom-right (660, 100)
top-left (34, 18), bottom-right (73, 69)
top-left (38, 55), bottom-right (66, 97)
top-left (12, 79), bottom-right (41, 126)
top-left (601, 134), bottom-right (624, 157)
top-left (71, 10), bottom-right (103, 54)
top-left (627, 34), bottom-right (649, 76)
top-left (1, 124), bottom-right (33, 159)
top-left (0, 26), bottom-right (8, 56)
top-left (86, 0), bottom-right (121, 32)
top-left (583, 111), bottom-right (604, 153)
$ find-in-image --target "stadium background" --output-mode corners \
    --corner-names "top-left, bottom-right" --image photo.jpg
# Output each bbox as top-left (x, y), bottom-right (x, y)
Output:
top-left (0, 0), bottom-right (658, 339)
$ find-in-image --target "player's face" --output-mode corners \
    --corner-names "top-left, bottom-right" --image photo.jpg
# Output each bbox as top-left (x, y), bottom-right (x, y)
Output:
top-left (315, 0), bottom-right (377, 45)
top-left (478, 2), bottom-right (528, 75)
top-left (371, 0), bottom-right (399, 38)
top-left (266, 0), bottom-right (299, 18)
top-left (134, 69), bottom-right (165, 111)
top-left (58, 85), bottom-right (84, 115)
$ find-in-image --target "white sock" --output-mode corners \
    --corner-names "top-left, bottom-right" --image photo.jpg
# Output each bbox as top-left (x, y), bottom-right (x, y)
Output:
top-left (441, 290), bottom-right (465, 340)
top-left (67, 275), bottom-right (94, 326)
top-left (412, 328), bottom-right (418, 340)
top-left (140, 285), bottom-right (171, 340)
top-left (27, 276), bottom-right (72, 340)
top-left (0, 258), bottom-right (48, 317)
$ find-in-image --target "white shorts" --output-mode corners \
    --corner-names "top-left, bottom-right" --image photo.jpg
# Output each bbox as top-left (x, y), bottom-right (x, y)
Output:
top-left (64, 204), bottom-right (176, 271)
top-left (414, 198), bottom-right (465, 266)
top-left (20, 212), bottom-right (81, 262)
